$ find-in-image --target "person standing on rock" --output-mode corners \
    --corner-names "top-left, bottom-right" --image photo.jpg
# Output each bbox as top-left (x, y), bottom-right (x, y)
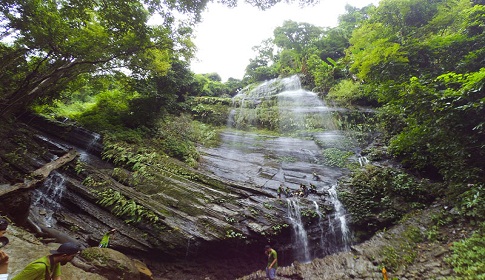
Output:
top-left (277, 185), bottom-right (284, 198)
top-left (99, 228), bottom-right (117, 248)
top-left (264, 245), bottom-right (278, 280)
top-left (12, 242), bottom-right (81, 280)
top-left (0, 218), bottom-right (9, 280)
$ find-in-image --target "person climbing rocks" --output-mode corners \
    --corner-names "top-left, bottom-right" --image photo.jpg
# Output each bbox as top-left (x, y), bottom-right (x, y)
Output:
top-left (309, 184), bottom-right (317, 194)
top-left (12, 242), bottom-right (81, 280)
top-left (99, 228), bottom-right (117, 248)
top-left (264, 245), bottom-right (278, 280)
top-left (0, 218), bottom-right (9, 280)
top-left (277, 185), bottom-right (284, 198)
top-left (285, 187), bottom-right (292, 197)
top-left (312, 172), bottom-right (320, 181)
top-left (299, 184), bottom-right (309, 197)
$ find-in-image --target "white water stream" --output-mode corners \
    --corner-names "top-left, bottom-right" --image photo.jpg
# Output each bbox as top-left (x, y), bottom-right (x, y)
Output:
top-left (31, 172), bottom-right (66, 227)
top-left (287, 199), bottom-right (311, 262)
top-left (196, 74), bottom-right (375, 264)
top-left (234, 75), bottom-right (355, 262)
top-left (328, 184), bottom-right (351, 251)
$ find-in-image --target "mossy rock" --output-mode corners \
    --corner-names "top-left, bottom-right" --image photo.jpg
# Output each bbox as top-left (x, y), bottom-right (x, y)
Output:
top-left (80, 247), bottom-right (140, 280)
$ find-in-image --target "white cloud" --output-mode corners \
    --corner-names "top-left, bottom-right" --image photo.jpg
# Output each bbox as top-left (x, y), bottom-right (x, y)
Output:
top-left (191, 0), bottom-right (380, 81)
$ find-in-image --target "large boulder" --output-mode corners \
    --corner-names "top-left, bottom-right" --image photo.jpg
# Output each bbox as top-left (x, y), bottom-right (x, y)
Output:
top-left (79, 247), bottom-right (145, 280)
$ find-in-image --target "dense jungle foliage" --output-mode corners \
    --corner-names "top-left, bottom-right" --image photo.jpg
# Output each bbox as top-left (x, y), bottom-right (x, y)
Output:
top-left (1, 0), bottom-right (485, 277)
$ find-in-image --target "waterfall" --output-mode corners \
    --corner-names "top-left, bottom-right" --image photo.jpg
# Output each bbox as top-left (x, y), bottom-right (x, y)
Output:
top-left (328, 184), bottom-right (351, 251)
top-left (287, 199), bottom-right (311, 263)
top-left (32, 172), bottom-right (66, 227)
top-left (313, 200), bottom-right (326, 257)
top-left (79, 132), bottom-right (101, 162)
top-left (201, 74), bottom-right (369, 263)
top-left (358, 156), bottom-right (369, 167)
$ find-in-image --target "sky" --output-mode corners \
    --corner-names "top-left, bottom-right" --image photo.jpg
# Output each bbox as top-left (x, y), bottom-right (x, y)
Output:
top-left (190, 0), bottom-right (381, 81)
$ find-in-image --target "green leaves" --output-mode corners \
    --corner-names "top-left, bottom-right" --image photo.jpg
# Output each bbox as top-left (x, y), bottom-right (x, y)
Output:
top-left (384, 68), bottom-right (485, 182)
top-left (446, 228), bottom-right (485, 278)
top-left (321, 148), bottom-right (353, 168)
top-left (96, 188), bottom-right (160, 224)
top-left (339, 166), bottom-right (432, 237)
top-left (348, 27), bottom-right (409, 82)
top-left (0, 0), bottom-right (195, 117)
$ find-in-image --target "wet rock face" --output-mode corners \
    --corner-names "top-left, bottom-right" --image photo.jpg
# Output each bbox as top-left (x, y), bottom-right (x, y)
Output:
top-left (20, 114), bottom-right (104, 156)
top-left (0, 191), bottom-right (31, 224)
top-left (1, 75), bottom-right (379, 278)
top-left (238, 206), bottom-right (458, 280)
top-left (0, 117), bottom-right (291, 265)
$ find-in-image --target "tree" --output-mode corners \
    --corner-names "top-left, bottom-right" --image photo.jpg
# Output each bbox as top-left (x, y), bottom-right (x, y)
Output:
top-left (1, 0), bottom-right (317, 118)
top-left (273, 20), bottom-right (323, 54)
top-left (0, 0), bottom-right (181, 117)
top-left (275, 49), bottom-right (301, 75)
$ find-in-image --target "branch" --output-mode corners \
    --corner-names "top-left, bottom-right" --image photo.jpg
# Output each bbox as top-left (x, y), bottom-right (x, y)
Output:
top-left (0, 149), bottom-right (79, 197)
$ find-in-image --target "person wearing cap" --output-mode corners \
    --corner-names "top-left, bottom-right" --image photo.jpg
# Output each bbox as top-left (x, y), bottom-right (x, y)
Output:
top-left (264, 245), bottom-right (278, 280)
top-left (98, 228), bottom-right (117, 248)
top-left (0, 218), bottom-right (9, 280)
top-left (12, 242), bottom-right (81, 280)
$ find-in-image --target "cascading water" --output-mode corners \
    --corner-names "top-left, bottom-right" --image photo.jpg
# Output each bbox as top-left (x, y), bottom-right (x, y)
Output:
top-left (312, 200), bottom-right (326, 256)
top-left (79, 132), bottom-right (101, 162)
top-left (328, 184), bottom-right (351, 251)
top-left (287, 199), bottom-right (311, 262)
top-left (31, 171), bottom-right (66, 227)
top-left (358, 156), bottom-right (369, 167)
top-left (200, 74), bottom-right (373, 263)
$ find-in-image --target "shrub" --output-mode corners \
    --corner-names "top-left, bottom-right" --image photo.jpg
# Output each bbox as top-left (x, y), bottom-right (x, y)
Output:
top-left (446, 229), bottom-right (485, 278)
top-left (339, 166), bottom-right (433, 239)
top-left (327, 79), bottom-right (376, 106)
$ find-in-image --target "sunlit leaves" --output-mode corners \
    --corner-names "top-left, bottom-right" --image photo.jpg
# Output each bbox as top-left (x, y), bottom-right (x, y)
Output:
top-left (305, 53), bottom-right (333, 92)
top-left (0, 0), bottom-right (194, 116)
top-left (347, 6), bottom-right (412, 81)
top-left (386, 68), bottom-right (485, 181)
top-left (131, 48), bottom-right (172, 76)
top-left (273, 20), bottom-right (323, 53)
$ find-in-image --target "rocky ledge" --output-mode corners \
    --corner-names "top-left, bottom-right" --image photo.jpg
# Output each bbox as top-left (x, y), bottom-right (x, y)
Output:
top-left (238, 203), bottom-right (466, 280)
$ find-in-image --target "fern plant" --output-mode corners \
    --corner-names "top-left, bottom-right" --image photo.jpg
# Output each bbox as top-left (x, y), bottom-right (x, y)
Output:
top-left (95, 188), bottom-right (159, 225)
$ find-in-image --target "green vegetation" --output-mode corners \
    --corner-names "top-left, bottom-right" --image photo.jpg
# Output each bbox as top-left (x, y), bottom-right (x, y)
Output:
top-left (321, 148), bottom-right (353, 168)
top-left (326, 80), bottom-right (375, 106)
top-left (95, 188), bottom-right (161, 225)
top-left (81, 249), bottom-right (110, 263)
top-left (2, 0), bottom-right (485, 276)
top-left (338, 166), bottom-right (433, 239)
top-left (458, 184), bottom-right (485, 221)
top-left (376, 225), bottom-right (424, 272)
top-left (446, 226), bottom-right (485, 278)
top-left (225, 229), bottom-right (245, 239)
top-left (271, 223), bottom-right (289, 234)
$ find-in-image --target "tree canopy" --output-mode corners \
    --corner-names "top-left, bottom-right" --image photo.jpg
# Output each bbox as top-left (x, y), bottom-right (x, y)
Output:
top-left (0, 0), bottom-right (313, 118)
top-left (243, 0), bottom-right (485, 185)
